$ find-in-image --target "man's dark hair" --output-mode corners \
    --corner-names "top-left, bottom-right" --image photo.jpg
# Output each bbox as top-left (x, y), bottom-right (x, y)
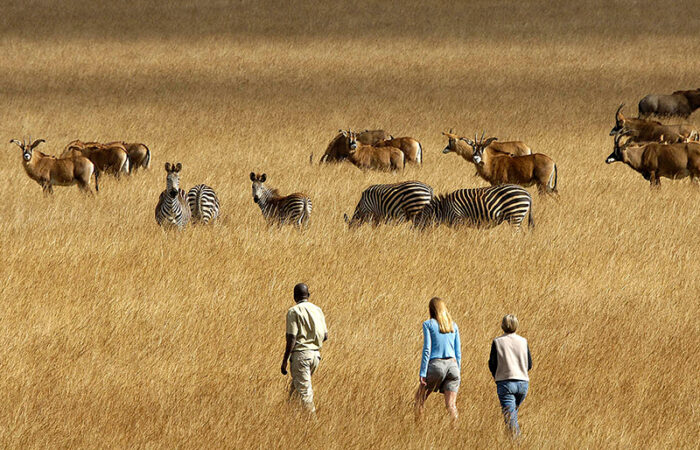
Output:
top-left (294, 283), bottom-right (310, 301)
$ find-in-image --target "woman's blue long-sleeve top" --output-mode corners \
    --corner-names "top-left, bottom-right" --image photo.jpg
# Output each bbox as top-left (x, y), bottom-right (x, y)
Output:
top-left (419, 319), bottom-right (461, 377)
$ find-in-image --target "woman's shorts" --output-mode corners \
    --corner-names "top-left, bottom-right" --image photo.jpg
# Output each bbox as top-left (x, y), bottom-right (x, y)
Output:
top-left (426, 358), bottom-right (460, 393)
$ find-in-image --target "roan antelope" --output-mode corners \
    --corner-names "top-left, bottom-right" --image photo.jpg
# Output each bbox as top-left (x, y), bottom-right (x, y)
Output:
top-left (609, 104), bottom-right (698, 143)
top-left (10, 138), bottom-right (99, 194)
top-left (62, 140), bottom-right (129, 176)
top-left (374, 136), bottom-right (423, 164)
top-left (442, 130), bottom-right (531, 157)
top-left (606, 131), bottom-right (700, 187)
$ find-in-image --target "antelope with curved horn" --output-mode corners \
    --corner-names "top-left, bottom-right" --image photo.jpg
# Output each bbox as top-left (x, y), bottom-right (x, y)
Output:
top-left (609, 104), bottom-right (697, 143)
top-left (10, 138), bottom-right (99, 194)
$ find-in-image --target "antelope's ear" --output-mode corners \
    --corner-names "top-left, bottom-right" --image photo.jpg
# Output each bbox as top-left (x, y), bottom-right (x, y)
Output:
top-left (175, 163), bottom-right (182, 172)
top-left (30, 139), bottom-right (45, 149)
top-left (249, 172), bottom-right (256, 181)
top-left (260, 173), bottom-right (267, 183)
top-left (441, 132), bottom-right (447, 136)
top-left (164, 162), bottom-right (171, 171)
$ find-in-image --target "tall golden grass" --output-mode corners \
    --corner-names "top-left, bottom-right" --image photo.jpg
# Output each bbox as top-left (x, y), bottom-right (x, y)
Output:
top-left (0, 1), bottom-right (698, 447)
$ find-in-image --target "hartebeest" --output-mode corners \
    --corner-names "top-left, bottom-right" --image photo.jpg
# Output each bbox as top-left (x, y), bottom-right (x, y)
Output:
top-left (11, 138), bottom-right (99, 194)
top-left (456, 133), bottom-right (557, 195)
top-left (62, 140), bottom-right (129, 176)
top-left (638, 89), bottom-right (700, 118)
top-left (609, 104), bottom-right (698, 143)
top-left (606, 131), bottom-right (700, 186)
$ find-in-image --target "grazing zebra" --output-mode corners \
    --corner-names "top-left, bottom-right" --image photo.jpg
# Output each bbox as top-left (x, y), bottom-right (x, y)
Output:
top-left (188, 184), bottom-right (220, 224)
top-left (250, 172), bottom-right (312, 227)
top-left (343, 181), bottom-right (434, 227)
top-left (416, 184), bottom-right (534, 229)
top-left (155, 162), bottom-right (191, 229)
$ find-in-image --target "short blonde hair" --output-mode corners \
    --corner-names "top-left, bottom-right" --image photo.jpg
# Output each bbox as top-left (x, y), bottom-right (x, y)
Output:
top-left (501, 314), bottom-right (519, 333)
top-left (429, 297), bottom-right (455, 334)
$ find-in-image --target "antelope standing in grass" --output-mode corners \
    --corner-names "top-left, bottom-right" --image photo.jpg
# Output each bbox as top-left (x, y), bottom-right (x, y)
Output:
top-left (609, 104), bottom-right (698, 143)
top-left (67, 140), bottom-right (151, 172)
top-left (188, 184), bottom-right (220, 224)
top-left (344, 181), bottom-right (434, 227)
top-left (442, 130), bottom-right (531, 157)
top-left (62, 140), bottom-right (130, 176)
top-left (11, 138), bottom-right (99, 194)
top-left (638, 89), bottom-right (700, 119)
top-left (606, 131), bottom-right (700, 187)
top-left (155, 162), bottom-right (191, 229)
top-left (344, 130), bottom-right (404, 171)
top-left (416, 184), bottom-right (534, 230)
top-left (316, 129), bottom-right (391, 163)
top-left (250, 172), bottom-right (312, 227)
top-left (374, 136), bottom-right (423, 164)
top-left (455, 133), bottom-right (557, 195)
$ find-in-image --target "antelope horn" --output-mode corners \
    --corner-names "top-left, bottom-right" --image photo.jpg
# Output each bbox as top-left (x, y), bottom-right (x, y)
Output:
top-left (615, 103), bottom-right (624, 119)
top-left (481, 130), bottom-right (485, 143)
top-left (474, 133), bottom-right (478, 146)
top-left (9, 139), bottom-right (23, 148)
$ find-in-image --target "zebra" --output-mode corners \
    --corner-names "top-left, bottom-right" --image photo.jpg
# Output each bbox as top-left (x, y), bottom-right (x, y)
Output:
top-left (416, 184), bottom-right (534, 229)
top-left (343, 181), bottom-right (434, 227)
top-left (250, 172), bottom-right (312, 227)
top-left (155, 162), bottom-right (191, 229)
top-left (188, 184), bottom-right (220, 224)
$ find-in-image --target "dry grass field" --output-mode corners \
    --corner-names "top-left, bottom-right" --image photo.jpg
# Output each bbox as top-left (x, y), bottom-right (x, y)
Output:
top-left (1, 0), bottom-right (699, 448)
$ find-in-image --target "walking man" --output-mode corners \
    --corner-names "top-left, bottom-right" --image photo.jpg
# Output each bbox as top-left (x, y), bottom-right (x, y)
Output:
top-left (281, 283), bottom-right (328, 414)
top-left (489, 314), bottom-right (532, 437)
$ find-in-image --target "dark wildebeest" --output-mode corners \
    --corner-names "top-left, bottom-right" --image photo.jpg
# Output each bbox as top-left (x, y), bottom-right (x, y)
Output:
top-left (610, 104), bottom-right (698, 143)
top-left (638, 89), bottom-right (700, 119)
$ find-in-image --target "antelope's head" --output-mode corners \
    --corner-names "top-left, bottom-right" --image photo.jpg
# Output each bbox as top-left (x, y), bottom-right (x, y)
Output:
top-left (606, 131), bottom-right (632, 164)
top-left (441, 129), bottom-right (459, 154)
top-left (462, 132), bottom-right (496, 165)
top-left (10, 138), bottom-right (45, 163)
top-left (164, 162), bottom-right (182, 197)
top-left (609, 104), bottom-right (626, 136)
top-left (250, 172), bottom-right (267, 204)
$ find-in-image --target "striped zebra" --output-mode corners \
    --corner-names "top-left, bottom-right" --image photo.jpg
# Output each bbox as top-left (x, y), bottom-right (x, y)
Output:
top-left (155, 162), bottom-right (191, 229)
top-left (416, 184), bottom-right (534, 229)
top-left (250, 172), bottom-right (312, 227)
top-left (188, 184), bottom-right (220, 224)
top-left (343, 181), bottom-right (434, 227)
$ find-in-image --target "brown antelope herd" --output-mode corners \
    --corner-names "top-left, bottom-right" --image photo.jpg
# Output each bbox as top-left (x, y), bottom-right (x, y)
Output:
top-left (9, 87), bottom-right (700, 229)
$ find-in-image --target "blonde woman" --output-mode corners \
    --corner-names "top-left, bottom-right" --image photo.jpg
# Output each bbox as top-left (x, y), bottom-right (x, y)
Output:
top-left (414, 297), bottom-right (461, 421)
top-left (488, 314), bottom-right (532, 437)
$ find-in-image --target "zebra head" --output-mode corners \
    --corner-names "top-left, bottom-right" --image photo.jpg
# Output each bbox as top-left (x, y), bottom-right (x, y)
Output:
top-left (250, 172), bottom-right (268, 204)
top-left (164, 162), bottom-right (182, 198)
top-left (10, 138), bottom-right (45, 162)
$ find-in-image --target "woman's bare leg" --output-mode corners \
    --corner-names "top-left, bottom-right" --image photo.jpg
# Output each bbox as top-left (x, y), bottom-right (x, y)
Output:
top-left (414, 385), bottom-right (430, 422)
top-left (444, 391), bottom-right (458, 420)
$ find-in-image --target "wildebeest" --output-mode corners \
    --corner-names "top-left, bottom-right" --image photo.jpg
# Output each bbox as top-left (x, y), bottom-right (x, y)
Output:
top-left (62, 140), bottom-right (130, 176)
top-left (606, 131), bottom-right (700, 186)
top-left (638, 89), bottom-right (700, 118)
top-left (454, 133), bottom-right (558, 195)
top-left (11, 138), bottom-right (99, 194)
top-left (374, 137), bottom-right (423, 164)
top-left (609, 104), bottom-right (698, 143)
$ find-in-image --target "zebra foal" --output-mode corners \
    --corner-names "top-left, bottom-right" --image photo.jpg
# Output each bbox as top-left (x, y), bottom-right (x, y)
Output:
top-left (155, 162), bottom-right (191, 229)
top-left (344, 181), bottom-right (434, 227)
top-left (188, 184), bottom-right (220, 224)
top-left (250, 172), bottom-right (312, 227)
top-left (416, 184), bottom-right (534, 229)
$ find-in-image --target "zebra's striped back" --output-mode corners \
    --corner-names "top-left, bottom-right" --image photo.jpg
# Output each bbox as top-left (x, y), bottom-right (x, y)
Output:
top-left (347, 181), bottom-right (434, 226)
top-left (417, 184), bottom-right (533, 229)
top-left (188, 184), bottom-right (220, 224)
top-left (258, 192), bottom-right (312, 226)
top-left (155, 189), bottom-right (191, 229)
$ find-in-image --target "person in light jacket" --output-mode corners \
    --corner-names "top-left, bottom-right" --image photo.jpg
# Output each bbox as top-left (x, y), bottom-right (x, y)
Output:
top-left (414, 297), bottom-right (461, 421)
top-left (489, 314), bottom-right (532, 437)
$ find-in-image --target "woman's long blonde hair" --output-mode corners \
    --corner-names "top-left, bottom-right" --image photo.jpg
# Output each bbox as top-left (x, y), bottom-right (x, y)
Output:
top-left (429, 297), bottom-right (454, 333)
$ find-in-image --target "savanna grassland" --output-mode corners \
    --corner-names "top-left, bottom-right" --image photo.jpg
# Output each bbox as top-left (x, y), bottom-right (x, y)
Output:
top-left (0, 1), bottom-right (699, 448)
